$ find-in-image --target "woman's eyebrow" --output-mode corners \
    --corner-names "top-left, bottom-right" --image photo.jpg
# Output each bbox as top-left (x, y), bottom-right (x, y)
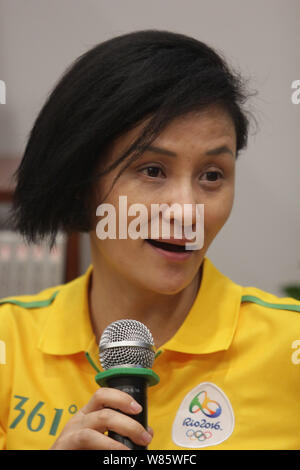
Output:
top-left (137, 144), bottom-right (234, 158)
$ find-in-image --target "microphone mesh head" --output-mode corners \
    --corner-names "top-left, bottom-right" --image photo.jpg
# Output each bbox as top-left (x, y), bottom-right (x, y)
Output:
top-left (99, 319), bottom-right (155, 370)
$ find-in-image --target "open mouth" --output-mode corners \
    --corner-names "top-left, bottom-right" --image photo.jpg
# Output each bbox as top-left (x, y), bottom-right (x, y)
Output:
top-left (145, 239), bottom-right (193, 252)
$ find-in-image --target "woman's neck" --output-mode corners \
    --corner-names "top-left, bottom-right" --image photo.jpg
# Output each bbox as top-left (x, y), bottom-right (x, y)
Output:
top-left (88, 257), bottom-right (203, 349)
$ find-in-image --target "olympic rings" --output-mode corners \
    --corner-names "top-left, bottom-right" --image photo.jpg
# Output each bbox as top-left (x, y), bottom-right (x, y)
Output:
top-left (186, 429), bottom-right (213, 441)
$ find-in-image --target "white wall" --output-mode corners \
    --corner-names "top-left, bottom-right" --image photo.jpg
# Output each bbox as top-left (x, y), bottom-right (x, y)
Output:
top-left (0, 0), bottom-right (299, 296)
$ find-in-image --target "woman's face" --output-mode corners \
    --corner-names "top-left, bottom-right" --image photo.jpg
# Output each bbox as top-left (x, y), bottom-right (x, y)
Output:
top-left (89, 105), bottom-right (236, 294)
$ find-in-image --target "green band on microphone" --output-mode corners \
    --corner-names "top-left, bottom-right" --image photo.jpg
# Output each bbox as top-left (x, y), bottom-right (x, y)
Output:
top-left (95, 367), bottom-right (160, 387)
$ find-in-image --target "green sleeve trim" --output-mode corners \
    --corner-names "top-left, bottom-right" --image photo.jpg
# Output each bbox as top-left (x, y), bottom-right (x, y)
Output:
top-left (241, 295), bottom-right (300, 312)
top-left (0, 290), bottom-right (59, 308)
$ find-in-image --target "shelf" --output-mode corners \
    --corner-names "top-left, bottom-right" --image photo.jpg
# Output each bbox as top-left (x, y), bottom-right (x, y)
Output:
top-left (0, 157), bottom-right (80, 284)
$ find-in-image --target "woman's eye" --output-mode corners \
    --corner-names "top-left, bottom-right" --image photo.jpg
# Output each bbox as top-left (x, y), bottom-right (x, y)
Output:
top-left (201, 171), bottom-right (223, 182)
top-left (140, 166), bottom-right (165, 178)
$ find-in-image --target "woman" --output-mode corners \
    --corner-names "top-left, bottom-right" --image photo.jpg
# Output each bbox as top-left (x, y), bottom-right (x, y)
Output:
top-left (1, 29), bottom-right (299, 450)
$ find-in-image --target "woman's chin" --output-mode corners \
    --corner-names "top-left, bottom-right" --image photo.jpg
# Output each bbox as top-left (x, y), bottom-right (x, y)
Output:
top-left (142, 275), bottom-right (197, 296)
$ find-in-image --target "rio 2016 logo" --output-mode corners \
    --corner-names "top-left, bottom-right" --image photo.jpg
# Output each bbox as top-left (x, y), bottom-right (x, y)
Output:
top-left (189, 390), bottom-right (222, 418)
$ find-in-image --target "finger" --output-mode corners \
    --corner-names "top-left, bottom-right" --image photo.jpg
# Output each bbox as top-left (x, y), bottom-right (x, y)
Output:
top-left (147, 425), bottom-right (154, 437)
top-left (82, 408), bottom-right (153, 447)
top-left (81, 388), bottom-right (142, 415)
top-left (70, 428), bottom-right (130, 450)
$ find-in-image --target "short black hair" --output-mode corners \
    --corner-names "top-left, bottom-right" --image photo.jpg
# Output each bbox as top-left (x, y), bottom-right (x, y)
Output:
top-left (9, 29), bottom-right (255, 248)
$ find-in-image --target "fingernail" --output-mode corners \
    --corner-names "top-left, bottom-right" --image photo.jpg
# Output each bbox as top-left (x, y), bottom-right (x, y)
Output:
top-left (130, 401), bottom-right (142, 413)
top-left (141, 431), bottom-right (152, 445)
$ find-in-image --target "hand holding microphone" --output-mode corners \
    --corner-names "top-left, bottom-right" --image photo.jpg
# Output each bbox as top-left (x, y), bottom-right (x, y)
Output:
top-left (97, 319), bottom-right (159, 449)
top-left (50, 320), bottom-right (159, 450)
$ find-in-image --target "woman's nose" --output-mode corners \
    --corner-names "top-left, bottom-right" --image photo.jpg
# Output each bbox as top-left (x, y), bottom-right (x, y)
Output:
top-left (163, 185), bottom-right (199, 226)
top-left (160, 186), bottom-right (204, 245)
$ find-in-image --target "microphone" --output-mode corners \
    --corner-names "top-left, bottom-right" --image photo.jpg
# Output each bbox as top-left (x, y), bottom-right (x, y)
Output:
top-left (95, 319), bottom-right (160, 450)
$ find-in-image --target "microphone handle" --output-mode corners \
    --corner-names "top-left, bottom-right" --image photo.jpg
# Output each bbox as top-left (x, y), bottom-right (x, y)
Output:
top-left (106, 375), bottom-right (148, 450)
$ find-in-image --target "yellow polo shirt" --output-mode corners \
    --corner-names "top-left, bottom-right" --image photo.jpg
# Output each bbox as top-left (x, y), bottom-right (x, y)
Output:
top-left (0, 256), bottom-right (300, 450)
